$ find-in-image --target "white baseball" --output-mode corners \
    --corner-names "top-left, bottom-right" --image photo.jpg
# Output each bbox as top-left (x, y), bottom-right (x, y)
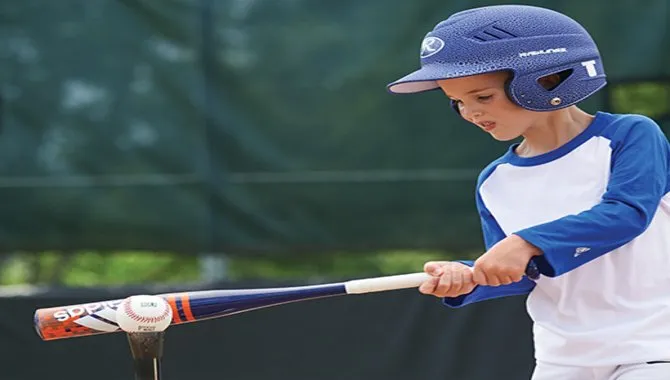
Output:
top-left (115, 295), bottom-right (173, 333)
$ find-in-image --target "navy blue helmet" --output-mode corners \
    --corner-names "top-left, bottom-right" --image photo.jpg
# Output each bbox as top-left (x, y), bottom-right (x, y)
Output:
top-left (387, 5), bottom-right (607, 112)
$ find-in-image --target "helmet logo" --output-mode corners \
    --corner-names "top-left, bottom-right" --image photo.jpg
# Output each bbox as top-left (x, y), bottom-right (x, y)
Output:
top-left (420, 37), bottom-right (445, 59)
top-left (518, 48), bottom-right (567, 58)
top-left (581, 60), bottom-right (598, 77)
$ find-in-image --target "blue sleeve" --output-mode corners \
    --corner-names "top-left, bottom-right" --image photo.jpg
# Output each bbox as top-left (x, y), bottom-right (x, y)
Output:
top-left (515, 115), bottom-right (670, 277)
top-left (442, 168), bottom-right (537, 308)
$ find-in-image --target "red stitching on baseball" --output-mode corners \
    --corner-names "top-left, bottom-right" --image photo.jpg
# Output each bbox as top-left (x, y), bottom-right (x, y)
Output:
top-left (123, 298), bottom-right (171, 324)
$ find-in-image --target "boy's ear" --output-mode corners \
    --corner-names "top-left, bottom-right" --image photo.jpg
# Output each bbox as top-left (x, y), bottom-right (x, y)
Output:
top-left (537, 70), bottom-right (573, 91)
top-left (537, 74), bottom-right (562, 91)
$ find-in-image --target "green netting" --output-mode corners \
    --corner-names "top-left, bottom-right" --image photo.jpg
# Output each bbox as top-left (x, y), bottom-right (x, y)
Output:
top-left (0, 0), bottom-right (668, 254)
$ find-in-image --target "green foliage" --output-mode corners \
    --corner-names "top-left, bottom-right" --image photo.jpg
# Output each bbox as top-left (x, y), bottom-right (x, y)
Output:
top-left (610, 81), bottom-right (670, 120)
top-left (0, 250), bottom-right (469, 286)
top-left (226, 250), bottom-right (465, 280)
top-left (0, 251), bottom-right (200, 286)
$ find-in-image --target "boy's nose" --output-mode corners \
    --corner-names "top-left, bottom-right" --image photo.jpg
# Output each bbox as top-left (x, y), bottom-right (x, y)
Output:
top-left (461, 106), bottom-right (484, 120)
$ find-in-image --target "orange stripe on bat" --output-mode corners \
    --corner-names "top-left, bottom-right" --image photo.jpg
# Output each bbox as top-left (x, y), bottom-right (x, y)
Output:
top-left (167, 295), bottom-right (182, 324)
top-left (181, 295), bottom-right (195, 322)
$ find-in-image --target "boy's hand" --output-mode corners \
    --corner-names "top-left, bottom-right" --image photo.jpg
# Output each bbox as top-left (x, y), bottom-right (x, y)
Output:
top-left (419, 261), bottom-right (477, 298)
top-left (472, 234), bottom-right (541, 286)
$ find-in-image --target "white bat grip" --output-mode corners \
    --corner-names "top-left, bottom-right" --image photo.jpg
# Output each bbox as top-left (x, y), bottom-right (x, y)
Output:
top-left (344, 272), bottom-right (431, 294)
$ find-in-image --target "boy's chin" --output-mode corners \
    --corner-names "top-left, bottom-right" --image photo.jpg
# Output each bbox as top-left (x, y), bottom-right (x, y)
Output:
top-left (489, 132), bottom-right (521, 142)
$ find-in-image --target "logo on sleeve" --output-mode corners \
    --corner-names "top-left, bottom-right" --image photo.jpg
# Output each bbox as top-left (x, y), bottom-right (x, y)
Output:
top-left (573, 247), bottom-right (591, 257)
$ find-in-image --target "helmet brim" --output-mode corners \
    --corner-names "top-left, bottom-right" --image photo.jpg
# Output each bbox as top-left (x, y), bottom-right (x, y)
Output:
top-left (387, 63), bottom-right (514, 94)
top-left (386, 66), bottom-right (443, 94)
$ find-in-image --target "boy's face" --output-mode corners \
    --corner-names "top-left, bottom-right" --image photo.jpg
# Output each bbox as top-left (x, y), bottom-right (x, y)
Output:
top-left (436, 71), bottom-right (538, 141)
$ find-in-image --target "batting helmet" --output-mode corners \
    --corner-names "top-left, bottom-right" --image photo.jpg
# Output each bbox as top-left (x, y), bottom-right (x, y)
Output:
top-left (387, 5), bottom-right (607, 112)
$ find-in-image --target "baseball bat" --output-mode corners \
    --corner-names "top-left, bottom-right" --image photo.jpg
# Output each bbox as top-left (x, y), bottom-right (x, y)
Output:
top-left (35, 262), bottom-right (540, 341)
top-left (34, 272), bottom-right (430, 341)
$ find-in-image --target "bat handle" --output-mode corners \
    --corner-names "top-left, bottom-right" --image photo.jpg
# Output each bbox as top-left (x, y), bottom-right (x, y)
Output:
top-left (345, 273), bottom-right (431, 294)
top-left (344, 260), bottom-right (541, 294)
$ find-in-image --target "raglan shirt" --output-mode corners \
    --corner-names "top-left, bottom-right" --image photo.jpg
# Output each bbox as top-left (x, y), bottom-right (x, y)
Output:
top-left (443, 112), bottom-right (670, 366)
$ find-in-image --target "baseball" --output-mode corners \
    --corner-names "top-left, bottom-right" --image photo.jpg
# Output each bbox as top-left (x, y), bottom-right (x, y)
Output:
top-left (115, 295), bottom-right (173, 333)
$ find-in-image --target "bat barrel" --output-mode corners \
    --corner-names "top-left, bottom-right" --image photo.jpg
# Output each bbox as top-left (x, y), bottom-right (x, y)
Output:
top-left (32, 283), bottom-right (350, 341)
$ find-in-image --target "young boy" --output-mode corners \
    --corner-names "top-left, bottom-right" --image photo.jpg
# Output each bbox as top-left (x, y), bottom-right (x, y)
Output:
top-left (387, 5), bottom-right (670, 380)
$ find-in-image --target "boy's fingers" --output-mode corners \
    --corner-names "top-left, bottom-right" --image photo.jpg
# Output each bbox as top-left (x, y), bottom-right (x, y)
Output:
top-left (499, 275), bottom-right (514, 285)
top-left (418, 276), bottom-right (440, 295)
top-left (435, 270), bottom-right (453, 295)
top-left (448, 269), bottom-right (464, 293)
top-left (423, 261), bottom-right (448, 276)
top-left (487, 275), bottom-right (501, 287)
top-left (472, 266), bottom-right (484, 285)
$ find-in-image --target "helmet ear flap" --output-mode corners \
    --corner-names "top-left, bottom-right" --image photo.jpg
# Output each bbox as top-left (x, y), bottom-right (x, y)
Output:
top-left (504, 75), bottom-right (515, 104)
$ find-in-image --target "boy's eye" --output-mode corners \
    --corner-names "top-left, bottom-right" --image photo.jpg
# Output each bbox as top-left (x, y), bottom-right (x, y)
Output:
top-left (477, 95), bottom-right (493, 101)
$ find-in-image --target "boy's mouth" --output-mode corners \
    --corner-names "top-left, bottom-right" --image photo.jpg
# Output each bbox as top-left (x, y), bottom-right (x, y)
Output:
top-left (480, 121), bottom-right (497, 131)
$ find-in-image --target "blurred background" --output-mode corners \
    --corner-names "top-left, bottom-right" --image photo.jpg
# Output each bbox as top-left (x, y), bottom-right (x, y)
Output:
top-left (0, 0), bottom-right (668, 379)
